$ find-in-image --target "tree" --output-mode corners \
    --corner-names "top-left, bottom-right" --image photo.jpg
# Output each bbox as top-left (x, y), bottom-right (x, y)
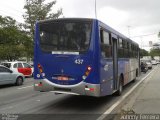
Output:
top-left (0, 16), bottom-right (32, 61)
top-left (149, 49), bottom-right (160, 57)
top-left (140, 49), bottom-right (149, 58)
top-left (23, 0), bottom-right (62, 37)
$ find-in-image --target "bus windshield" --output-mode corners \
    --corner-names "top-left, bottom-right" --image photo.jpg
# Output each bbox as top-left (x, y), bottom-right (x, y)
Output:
top-left (39, 20), bottom-right (92, 54)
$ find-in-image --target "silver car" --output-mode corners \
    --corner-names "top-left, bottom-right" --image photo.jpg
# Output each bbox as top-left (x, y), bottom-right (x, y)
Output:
top-left (151, 60), bottom-right (157, 65)
top-left (0, 65), bottom-right (25, 86)
top-left (146, 62), bottom-right (152, 69)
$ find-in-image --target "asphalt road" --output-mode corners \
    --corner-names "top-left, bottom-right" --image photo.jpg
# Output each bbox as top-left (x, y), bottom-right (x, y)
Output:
top-left (0, 66), bottom-right (158, 120)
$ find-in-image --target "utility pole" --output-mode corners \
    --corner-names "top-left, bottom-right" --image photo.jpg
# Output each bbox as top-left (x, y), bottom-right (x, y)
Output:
top-left (127, 26), bottom-right (131, 38)
top-left (95, 0), bottom-right (97, 19)
top-left (140, 37), bottom-right (143, 49)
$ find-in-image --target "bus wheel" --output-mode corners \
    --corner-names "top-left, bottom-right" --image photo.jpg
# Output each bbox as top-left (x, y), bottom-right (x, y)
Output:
top-left (116, 76), bottom-right (123, 96)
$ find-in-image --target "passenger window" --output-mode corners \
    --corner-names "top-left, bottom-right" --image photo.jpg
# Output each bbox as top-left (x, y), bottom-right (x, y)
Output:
top-left (0, 67), bottom-right (10, 73)
top-left (100, 29), bottom-right (112, 58)
top-left (0, 67), bottom-right (3, 72)
top-left (119, 38), bottom-right (123, 48)
top-left (103, 32), bottom-right (110, 45)
top-left (18, 63), bottom-right (23, 68)
top-left (123, 41), bottom-right (127, 49)
top-left (13, 63), bottom-right (18, 68)
top-left (23, 63), bottom-right (31, 68)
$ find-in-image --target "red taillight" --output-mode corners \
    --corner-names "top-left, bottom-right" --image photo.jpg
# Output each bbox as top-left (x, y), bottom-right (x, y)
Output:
top-left (89, 88), bottom-right (94, 91)
top-left (85, 66), bottom-right (92, 76)
top-left (35, 82), bottom-right (42, 87)
top-left (82, 66), bottom-right (92, 80)
top-left (38, 64), bottom-right (43, 73)
top-left (85, 86), bottom-right (95, 91)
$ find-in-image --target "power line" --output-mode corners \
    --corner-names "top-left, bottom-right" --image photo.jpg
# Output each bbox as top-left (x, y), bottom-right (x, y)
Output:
top-left (131, 33), bottom-right (157, 38)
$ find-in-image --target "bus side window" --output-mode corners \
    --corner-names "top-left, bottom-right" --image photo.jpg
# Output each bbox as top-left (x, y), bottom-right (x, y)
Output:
top-left (123, 40), bottom-right (128, 58)
top-left (118, 38), bottom-right (124, 58)
top-left (100, 29), bottom-right (112, 58)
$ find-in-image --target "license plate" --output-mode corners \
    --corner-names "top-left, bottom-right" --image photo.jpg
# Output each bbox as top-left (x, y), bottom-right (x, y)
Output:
top-left (57, 76), bottom-right (69, 81)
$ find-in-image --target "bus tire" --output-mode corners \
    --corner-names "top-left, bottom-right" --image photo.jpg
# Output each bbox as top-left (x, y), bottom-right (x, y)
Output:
top-left (116, 76), bottom-right (123, 96)
top-left (132, 79), bottom-right (136, 83)
top-left (136, 69), bottom-right (138, 77)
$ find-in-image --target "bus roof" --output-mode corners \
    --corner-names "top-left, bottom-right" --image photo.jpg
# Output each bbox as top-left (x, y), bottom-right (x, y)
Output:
top-left (38, 18), bottom-right (93, 24)
top-left (37, 18), bottom-right (139, 46)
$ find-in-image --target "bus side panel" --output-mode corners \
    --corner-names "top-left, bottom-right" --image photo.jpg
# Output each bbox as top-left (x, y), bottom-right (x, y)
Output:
top-left (118, 59), bottom-right (129, 85)
top-left (100, 59), bottom-right (114, 96)
top-left (118, 58), bottom-right (138, 86)
top-left (98, 23), bottom-right (114, 96)
top-left (129, 58), bottom-right (139, 82)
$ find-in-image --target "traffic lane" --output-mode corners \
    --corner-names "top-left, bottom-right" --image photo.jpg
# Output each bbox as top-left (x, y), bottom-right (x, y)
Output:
top-left (0, 84), bottom-right (114, 114)
top-left (30, 72), bottom-right (153, 115)
top-left (30, 67), bottom-right (156, 116)
top-left (0, 80), bottom-right (146, 120)
top-left (0, 76), bottom-right (34, 90)
top-left (0, 77), bottom-right (35, 106)
top-left (0, 67), bottom-right (155, 120)
top-left (24, 77), bottom-right (34, 85)
top-left (0, 77), bottom-right (34, 92)
top-left (0, 74), bottom-right (148, 112)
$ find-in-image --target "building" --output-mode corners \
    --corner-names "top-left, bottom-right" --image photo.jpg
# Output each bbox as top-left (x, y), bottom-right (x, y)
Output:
top-left (152, 42), bottom-right (160, 49)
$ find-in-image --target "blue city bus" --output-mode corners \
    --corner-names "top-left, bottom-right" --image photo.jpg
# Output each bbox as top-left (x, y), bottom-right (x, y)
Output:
top-left (34, 18), bottom-right (139, 97)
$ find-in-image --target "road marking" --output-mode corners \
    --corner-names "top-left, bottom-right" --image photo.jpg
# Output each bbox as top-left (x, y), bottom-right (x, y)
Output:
top-left (17, 85), bottom-right (33, 90)
top-left (97, 66), bottom-right (158, 120)
top-left (0, 106), bottom-right (13, 110)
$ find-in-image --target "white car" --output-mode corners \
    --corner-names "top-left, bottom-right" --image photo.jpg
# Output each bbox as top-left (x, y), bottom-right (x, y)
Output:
top-left (1, 62), bottom-right (34, 77)
top-left (151, 60), bottom-right (157, 65)
top-left (146, 62), bottom-right (152, 69)
top-left (156, 60), bottom-right (160, 64)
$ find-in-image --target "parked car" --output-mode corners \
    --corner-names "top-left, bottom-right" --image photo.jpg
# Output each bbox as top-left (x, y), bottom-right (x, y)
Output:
top-left (151, 60), bottom-right (157, 65)
top-left (146, 62), bottom-right (152, 69)
top-left (141, 61), bottom-right (148, 73)
top-left (0, 65), bottom-right (25, 86)
top-left (156, 60), bottom-right (160, 64)
top-left (1, 62), bottom-right (33, 77)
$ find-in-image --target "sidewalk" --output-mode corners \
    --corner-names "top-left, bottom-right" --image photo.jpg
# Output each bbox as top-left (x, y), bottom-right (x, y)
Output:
top-left (121, 65), bottom-right (160, 114)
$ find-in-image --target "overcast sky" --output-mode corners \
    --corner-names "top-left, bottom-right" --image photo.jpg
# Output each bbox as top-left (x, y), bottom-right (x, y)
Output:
top-left (0, 0), bottom-right (160, 51)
